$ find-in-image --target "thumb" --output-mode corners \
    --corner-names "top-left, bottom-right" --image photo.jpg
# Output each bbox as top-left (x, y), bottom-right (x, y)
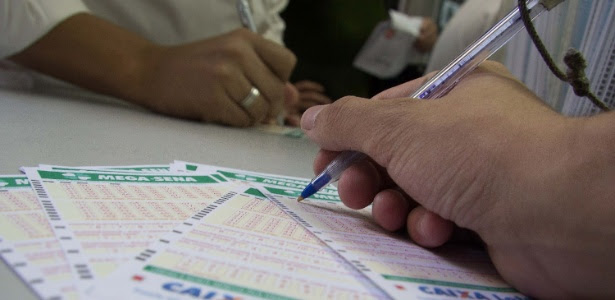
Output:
top-left (301, 96), bottom-right (417, 166)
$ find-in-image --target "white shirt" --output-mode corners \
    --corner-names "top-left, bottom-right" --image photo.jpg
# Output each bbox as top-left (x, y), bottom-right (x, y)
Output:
top-left (426, 0), bottom-right (512, 73)
top-left (0, 0), bottom-right (287, 92)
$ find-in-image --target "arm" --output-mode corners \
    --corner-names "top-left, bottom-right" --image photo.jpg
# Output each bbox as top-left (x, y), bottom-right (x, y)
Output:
top-left (10, 13), bottom-right (151, 103)
top-left (11, 13), bottom-right (297, 127)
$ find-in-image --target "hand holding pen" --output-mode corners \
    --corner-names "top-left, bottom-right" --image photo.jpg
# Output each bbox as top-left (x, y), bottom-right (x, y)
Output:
top-left (237, 0), bottom-right (331, 126)
top-left (294, 0), bottom-right (615, 297)
top-left (298, 0), bottom-right (556, 201)
top-left (300, 55), bottom-right (615, 300)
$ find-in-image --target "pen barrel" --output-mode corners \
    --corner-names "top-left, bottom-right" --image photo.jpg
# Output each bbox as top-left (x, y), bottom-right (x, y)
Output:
top-left (303, 0), bottom-right (557, 200)
top-left (324, 151), bottom-right (367, 183)
top-left (412, 0), bottom-right (547, 100)
top-left (237, 0), bottom-right (257, 32)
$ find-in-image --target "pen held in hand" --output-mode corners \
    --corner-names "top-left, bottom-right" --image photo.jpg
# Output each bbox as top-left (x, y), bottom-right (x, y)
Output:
top-left (237, 0), bottom-right (257, 32)
top-left (297, 0), bottom-right (561, 201)
top-left (237, 0), bottom-right (287, 126)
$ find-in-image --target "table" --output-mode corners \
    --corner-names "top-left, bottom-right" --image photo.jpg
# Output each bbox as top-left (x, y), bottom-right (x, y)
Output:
top-left (0, 88), bottom-right (320, 299)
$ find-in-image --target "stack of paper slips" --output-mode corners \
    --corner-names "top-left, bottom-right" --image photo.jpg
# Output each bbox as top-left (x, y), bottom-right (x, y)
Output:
top-left (0, 161), bottom-right (527, 299)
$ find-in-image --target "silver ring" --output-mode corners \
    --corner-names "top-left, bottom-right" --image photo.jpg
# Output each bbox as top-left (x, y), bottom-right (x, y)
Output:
top-left (240, 87), bottom-right (260, 109)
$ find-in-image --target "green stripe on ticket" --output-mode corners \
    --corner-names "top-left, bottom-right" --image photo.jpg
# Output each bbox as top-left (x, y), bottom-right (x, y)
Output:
top-left (37, 170), bottom-right (216, 184)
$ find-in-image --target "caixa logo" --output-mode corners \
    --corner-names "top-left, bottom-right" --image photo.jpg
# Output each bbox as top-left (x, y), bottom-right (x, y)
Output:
top-left (418, 286), bottom-right (529, 300)
top-left (163, 282), bottom-right (240, 300)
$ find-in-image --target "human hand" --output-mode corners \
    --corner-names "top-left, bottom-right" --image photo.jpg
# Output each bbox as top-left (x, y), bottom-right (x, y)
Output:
top-left (301, 61), bottom-right (615, 298)
top-left (9, 15), bottom-right (296, 127)
top-left (134, 28), bottom-right (296, 127)
top-left (282, 80), bottom-right (331, 127)
top-left (414, 17), bottom-right (438, 53)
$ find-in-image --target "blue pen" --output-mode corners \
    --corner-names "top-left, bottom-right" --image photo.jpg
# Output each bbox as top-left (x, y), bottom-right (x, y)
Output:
top-left (298, 0), bottom-right (563, 201)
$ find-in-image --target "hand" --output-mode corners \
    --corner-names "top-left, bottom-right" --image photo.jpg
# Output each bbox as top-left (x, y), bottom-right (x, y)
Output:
top-left (301, 61), bottom-right (615, 298)
top-left (135, 29), bottom-right (296, 127)
top-left (10, 13), bottom-right (296, 126)
top-left (414, 17), bottom-right (438, 53)
top-left (283, 80), bottom-right (331, 127)
top-left (10, 14), bottom-right (296, 127)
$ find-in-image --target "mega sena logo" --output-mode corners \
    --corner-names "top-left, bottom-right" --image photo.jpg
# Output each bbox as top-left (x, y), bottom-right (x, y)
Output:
top-left (162, 282), bottom-right (241, 300)
top-left (418, 286), bottom-right (529, 300)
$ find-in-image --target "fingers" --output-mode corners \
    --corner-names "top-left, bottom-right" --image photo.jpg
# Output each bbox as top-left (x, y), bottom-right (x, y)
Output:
top-left (223, 29), bottom-right (296, 121)
top-left (337, 159), bottom-right (381, 209)
top-left (224, 73), bottom-right (270, 125)
top-left (315, 149), bottom-right (393, 210)
top-left (419, 18), bottom-right (437, 38)
top-left (407, 206), bottom-right (454, 248)
top-left (284, 82), bottom-right (300, 108)
top-left (288, 81), bottom-right (331, 115)
top-left (284, 113), bottom-right (301, 127)
top-left (211, 94), bottom-right (253, 127)
top-left (240, 48), bottom-right (287, 119)
top-left (248, 29), bottom-right (297, 80)
top-left (297, 91), bottom-right (332, 110)
top-left (312, 149), bottom-right (340, 175)
top-left (301, 96), bottom-right (419, 166)
top-left (294, 80), bottom-right (325, 92)
top-left (372, 189), bottom-right (411, 231)
top-left (414, 18), bottom-right (438, 53)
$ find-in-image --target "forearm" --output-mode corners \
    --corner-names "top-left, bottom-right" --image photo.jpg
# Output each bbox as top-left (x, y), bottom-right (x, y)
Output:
top-left (10, 13), bottom-right (155, 104)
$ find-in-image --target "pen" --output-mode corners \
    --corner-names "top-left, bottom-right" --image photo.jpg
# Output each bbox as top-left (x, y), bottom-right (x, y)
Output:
top-left (237, 0), bottom-right (257, 32)
top-left (298, 0), bottom-right (564, 201)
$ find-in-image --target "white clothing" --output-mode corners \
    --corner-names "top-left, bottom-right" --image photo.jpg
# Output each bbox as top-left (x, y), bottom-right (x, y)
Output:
top-left (426, 0), bottom-right (512, 73)
top-left (0, 0), bottom-right (287, 92)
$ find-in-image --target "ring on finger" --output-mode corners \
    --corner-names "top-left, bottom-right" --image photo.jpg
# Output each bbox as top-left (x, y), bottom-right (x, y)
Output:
top-left (240, 87), bottom-right (260, 109)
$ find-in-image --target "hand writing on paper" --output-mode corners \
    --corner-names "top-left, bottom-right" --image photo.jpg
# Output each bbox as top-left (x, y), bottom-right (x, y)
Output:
top-left (301, 61), bottom-right (615, 298)
top-left (135, 28), bottom-right (296, 127)
top-left (11, 14), bottom-right (296, 127)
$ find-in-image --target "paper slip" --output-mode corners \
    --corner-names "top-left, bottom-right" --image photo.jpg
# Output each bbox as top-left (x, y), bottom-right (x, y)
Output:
top-left (0, 175), bottom-right (79, 300)
top-left (389, 10), bottom-right (422, 37)
top-left (167, 163), bottom-right (524, 299)
top-left (89, 185), bottom-right (386, 299)
top-left (24, 168), bottom-right (241, 293)
top-left (262, 191), bottom-right (529, 300)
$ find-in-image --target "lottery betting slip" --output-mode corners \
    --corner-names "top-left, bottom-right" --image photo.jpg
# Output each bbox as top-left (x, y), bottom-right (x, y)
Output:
top-left (0, 162), bottom-right (527, 299)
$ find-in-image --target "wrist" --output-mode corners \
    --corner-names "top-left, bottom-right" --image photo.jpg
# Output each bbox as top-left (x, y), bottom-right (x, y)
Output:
top-left (116, 42), bottom-right (164, 107)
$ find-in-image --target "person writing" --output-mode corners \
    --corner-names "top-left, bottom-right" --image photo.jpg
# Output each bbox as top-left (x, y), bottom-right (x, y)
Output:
top-left (301, 61), bottom-right (615, 298)
top-left (0, 0), bottom-right (329, 127)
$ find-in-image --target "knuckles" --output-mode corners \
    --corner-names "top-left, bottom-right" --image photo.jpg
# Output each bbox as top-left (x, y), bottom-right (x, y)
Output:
top-left (209, 61), bottom-right (234, 81)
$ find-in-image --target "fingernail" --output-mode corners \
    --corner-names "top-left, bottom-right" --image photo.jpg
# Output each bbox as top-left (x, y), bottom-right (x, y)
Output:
top-left (301, 105), bottom-right (325, 131)
top-left (417, 210), bottom-right (429, 238)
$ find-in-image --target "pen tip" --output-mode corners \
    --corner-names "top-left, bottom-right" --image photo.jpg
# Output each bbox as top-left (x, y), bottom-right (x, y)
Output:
top-left (297, 196), bottom-right (304, 202)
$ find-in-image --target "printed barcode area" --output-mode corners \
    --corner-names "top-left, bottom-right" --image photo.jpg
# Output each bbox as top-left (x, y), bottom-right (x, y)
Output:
top-left (136, 248), bottom-right (157, 261)
top-left (31, 179), bottom-right (61, 221)
top-left (192, 191), bottom-right (236, 220)
top-left (75, 264), bottom-right (93, 280)
top-left (215, 191), bottom-right (236, 204)
top-left (267, 194), bottom-right (312, 228)
top-left (30, 180), bottom-right (49, 199)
